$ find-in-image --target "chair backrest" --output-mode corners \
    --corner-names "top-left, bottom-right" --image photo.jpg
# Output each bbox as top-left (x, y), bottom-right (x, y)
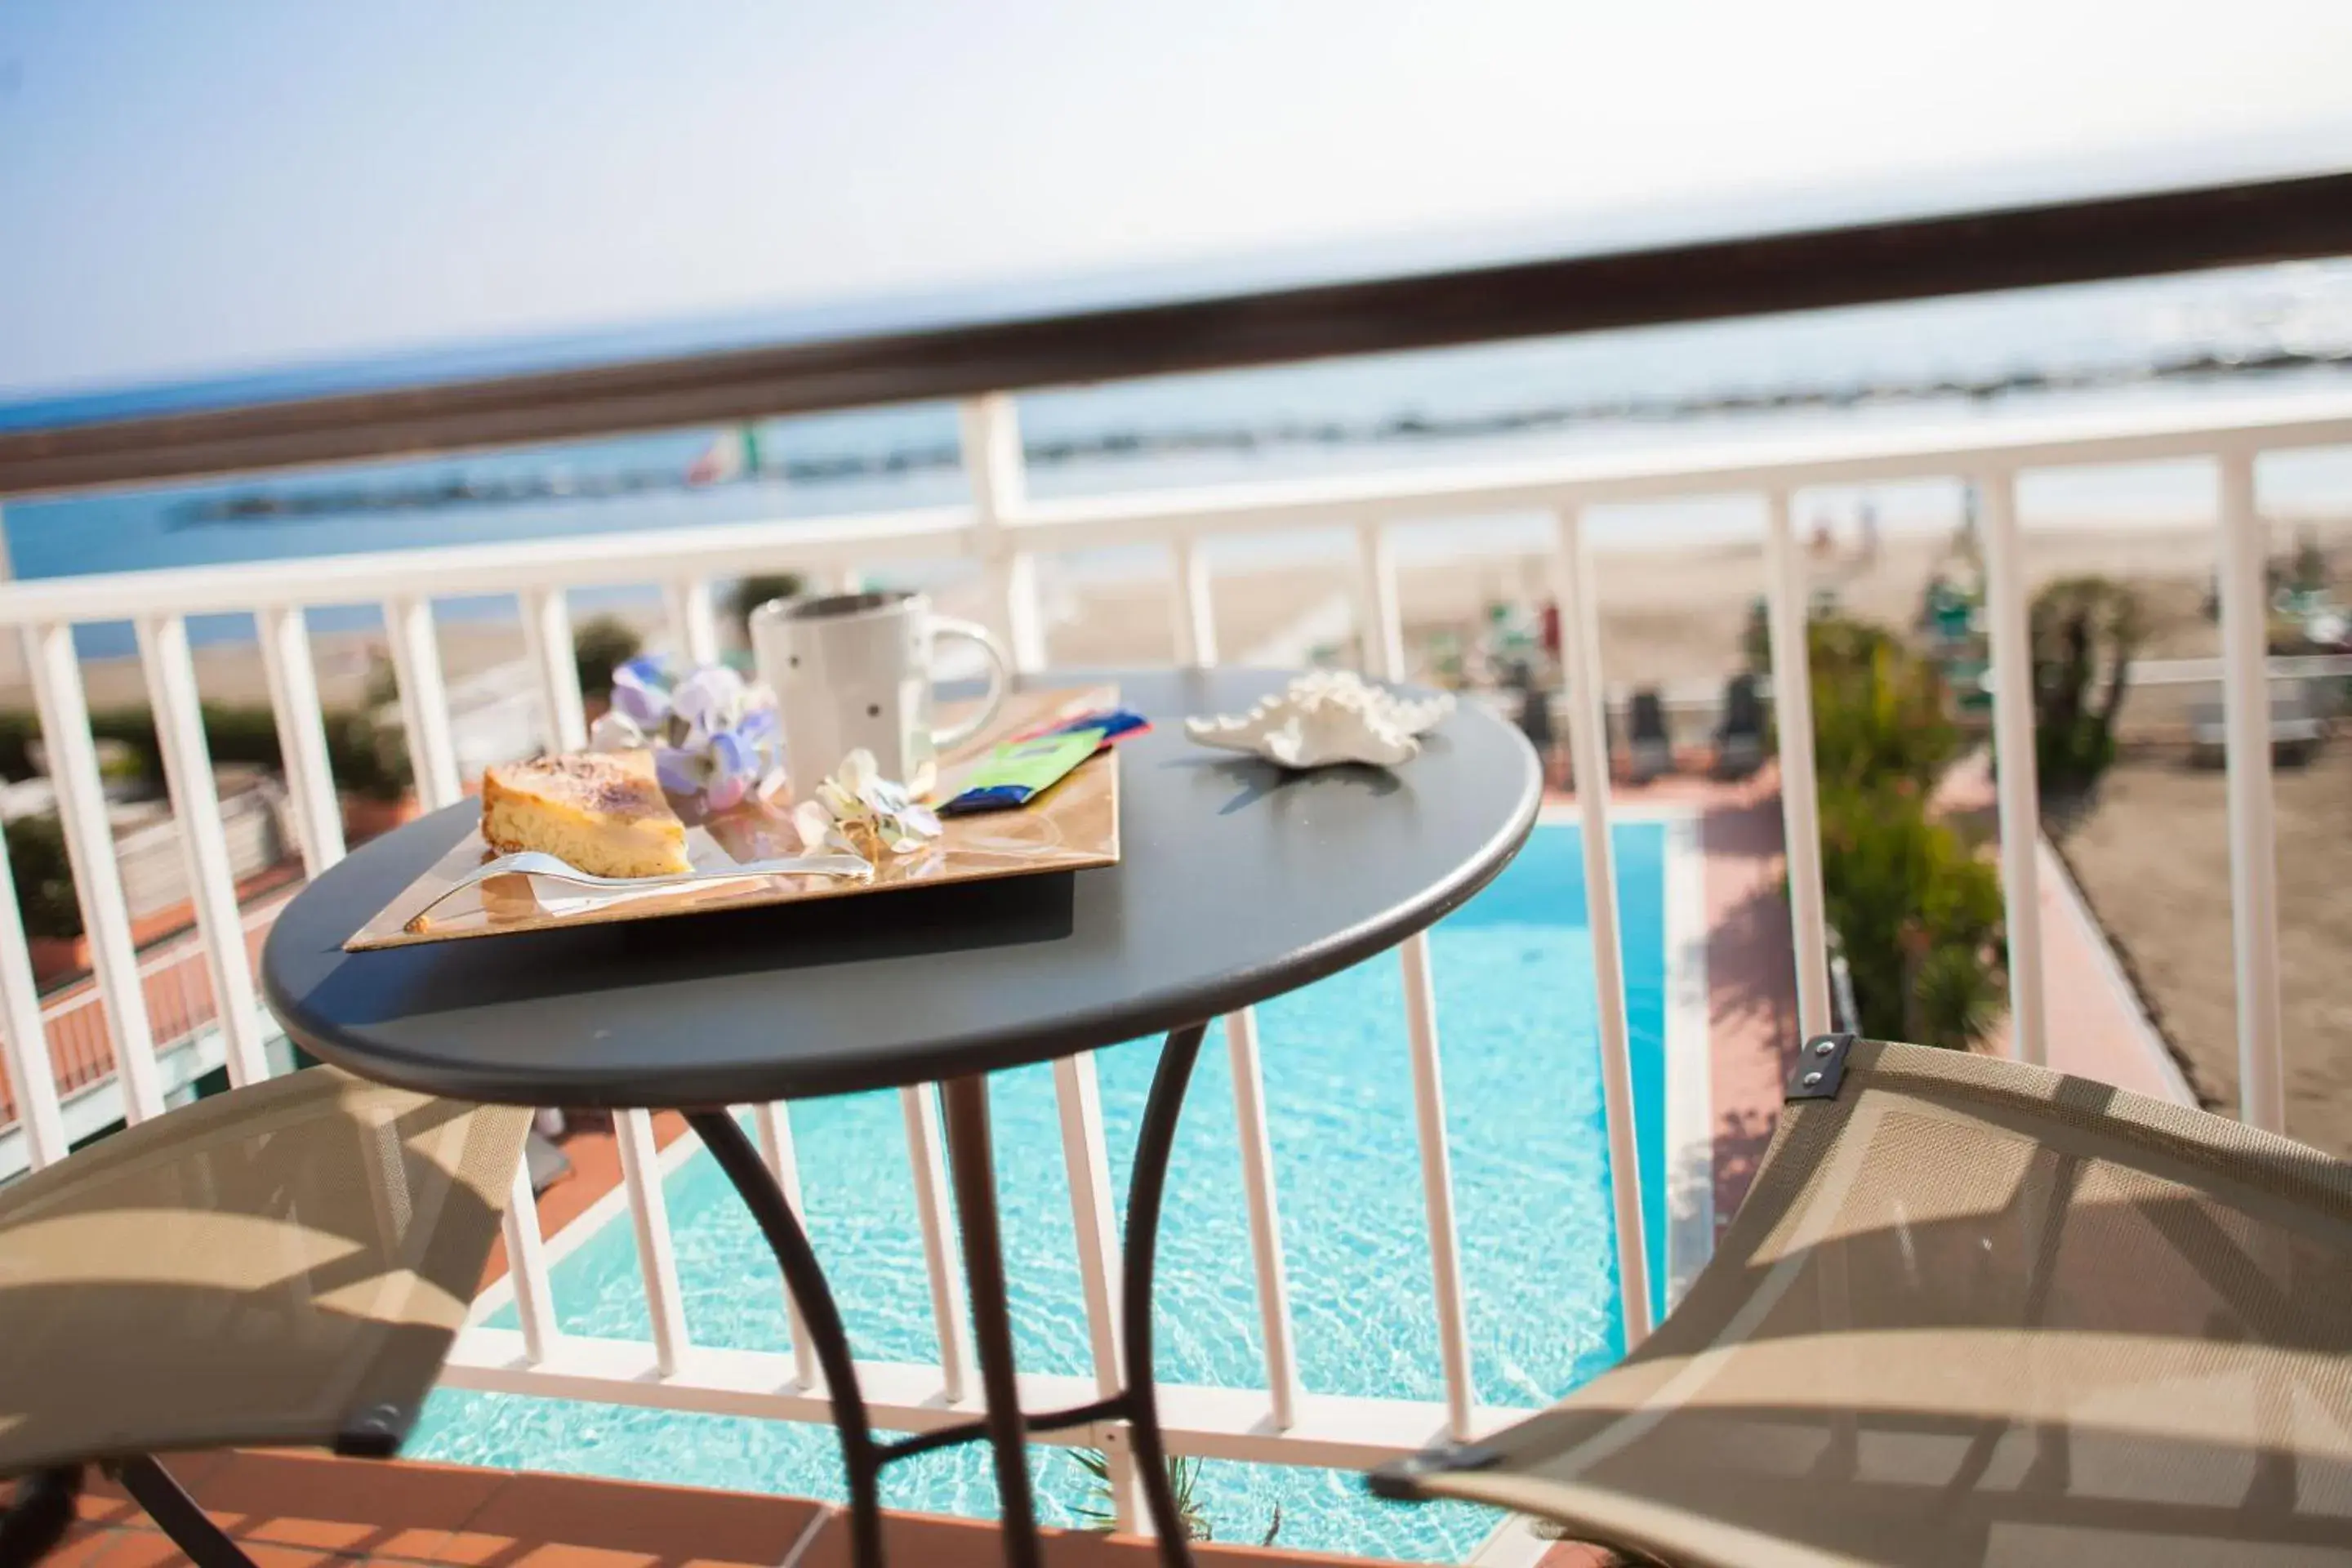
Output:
top-left (1720, 673), bottom-right (1763, 737)
top-left (0, 1068), bottom-right (529, 1477)
top-left (1630, 688), bottom-right (1668, 743)
top-left (1383, 1038), bottom-right (2352, 1566)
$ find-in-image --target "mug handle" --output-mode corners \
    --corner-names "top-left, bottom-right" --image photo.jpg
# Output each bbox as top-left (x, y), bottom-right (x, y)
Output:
top-left (929, 617), bottom-right (1012, 750)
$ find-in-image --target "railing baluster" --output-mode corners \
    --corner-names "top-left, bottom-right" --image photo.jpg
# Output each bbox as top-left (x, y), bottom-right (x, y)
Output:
top-left (385, 595), bottom-right (463, 809)
top-left (960, 394), bottom-right (1048, 673)
top-left (1550, 507), bottom-right (1654, 1348)
top-left (520, 587), bottom-right (590, 752)
top-left (2218, 450), bottom-right (2287, 1133)
top-left (503, 1156), bottom-right (560, 1365)
top-left (1397, 933), bottom-right (1476, 1437)
top-left (898, 1085), bottom-right (976, 1402)
top-left (1223, 1008), bottom-right (1303, 1428)
top-left (1355, 522), bottom-right (1409, 678)
top-left (256, 605), bottom-right (346, 875)
top-left (1170, 537), bottom-right (1218, 669)
top-left (1977, 473), bottom-right (2049, 1067)
top-left (1051, 1054), bottom-right (1142, 1531)
top-left (504, 586), bottom-right (580, 1366)
top-left (1762, 491), bottom-right (1834, 1040)
top-left (136, 613), bottom-right (270, 1087)
top-left (616, 1107), bottom-right (690, 1375)
top-left (751, 1102), bottom-right (825, 1390)
top-left (1169, 554), bottom-right (1299, 1423)
top-left (666, 577), bottom-right (722, 666)
top-left (1355, 521), bottom-right (1478, 1437)
top-left (0, 833), bottom-right (68, 1168)
top-left (24, 622), bottom-right (164, 1123)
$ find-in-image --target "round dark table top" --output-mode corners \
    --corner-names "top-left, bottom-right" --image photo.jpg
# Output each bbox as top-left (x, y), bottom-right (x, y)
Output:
top-left (262, 668), bottom-right (1540, 1107)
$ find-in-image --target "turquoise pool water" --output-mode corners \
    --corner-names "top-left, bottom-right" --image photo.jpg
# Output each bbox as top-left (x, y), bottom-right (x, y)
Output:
top-left (413, 819), bottom-right (1677, 1562)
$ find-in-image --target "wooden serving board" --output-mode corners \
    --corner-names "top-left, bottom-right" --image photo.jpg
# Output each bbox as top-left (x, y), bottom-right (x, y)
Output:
top-left (344, 684), bottom-right (1120, 950)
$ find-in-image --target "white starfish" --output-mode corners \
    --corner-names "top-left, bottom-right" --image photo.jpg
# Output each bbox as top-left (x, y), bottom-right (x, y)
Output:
top-left (1185, 670), bottom-right (1454, 770)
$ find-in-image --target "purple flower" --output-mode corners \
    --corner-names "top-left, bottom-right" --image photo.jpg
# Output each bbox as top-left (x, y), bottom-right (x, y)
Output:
top-left (653, 746), bottom-right (703, 797)
top-left (670, 666), bottom-right (749, 745)
top-left (594, 656), bottom-right (777, 812)
top-left (611, 656), bottom-right (672, 730)
top-left (711, 728), bottom-right (761, 781)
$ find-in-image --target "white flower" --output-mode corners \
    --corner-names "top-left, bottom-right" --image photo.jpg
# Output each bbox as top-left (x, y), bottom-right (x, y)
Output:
top-left (588, 710), bottom-right (648, 752)
top-left (791, 748), bottom-right (942, 858)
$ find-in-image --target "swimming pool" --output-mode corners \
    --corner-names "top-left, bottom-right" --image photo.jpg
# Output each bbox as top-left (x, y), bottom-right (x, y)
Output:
top-left (413, 815), bottom-right (1703, 1562)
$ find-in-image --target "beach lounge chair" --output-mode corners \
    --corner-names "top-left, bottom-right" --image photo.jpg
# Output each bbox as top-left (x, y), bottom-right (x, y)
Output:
top-left (0, 1068), bottom-right (530, 1568)
top-left (1714, 674), bottom-right (1765, 779)
top-left (1370, 1035), bottom-right (2352, 1566)
top-left (2189, 688), bottom-right (2324, 768)
top-left (1628, 688), bottom-right (1674, 785)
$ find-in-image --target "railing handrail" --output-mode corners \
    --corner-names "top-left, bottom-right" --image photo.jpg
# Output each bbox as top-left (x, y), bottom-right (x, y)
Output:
top-left (1, 389), bottom-right (2350, 628)
top-left (5, 167), bottom-right (2351, 498)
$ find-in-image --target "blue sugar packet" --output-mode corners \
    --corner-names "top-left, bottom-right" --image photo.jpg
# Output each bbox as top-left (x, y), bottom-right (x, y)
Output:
top-left (1013, 707), bottom-right (1152, 751)
top-left (938, 728), bottom-right (1107, 815)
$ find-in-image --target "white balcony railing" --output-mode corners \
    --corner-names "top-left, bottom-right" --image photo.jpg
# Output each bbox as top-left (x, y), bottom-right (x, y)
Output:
top-left (1, 386), bottom-right (2348, 1521)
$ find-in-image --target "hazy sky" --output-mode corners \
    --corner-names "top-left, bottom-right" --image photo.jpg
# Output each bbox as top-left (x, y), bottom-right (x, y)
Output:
top-left (6, 1), bottom-right (2352, 399)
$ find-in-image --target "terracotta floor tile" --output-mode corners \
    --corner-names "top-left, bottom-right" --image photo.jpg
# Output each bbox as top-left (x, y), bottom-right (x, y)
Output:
top-left (233, 1516), bottom-right (383, 1553)
top-left (90, 1530), bottom-right (196, 1568)
top-left (462, 1470), bottom-right (820, 1564)
top-left (70, 1490), bottom-right (140, 1527)
top-left (502, 1545), bottom-right (659, 1568)
top-left (1535, 1547), bottom-right (1620, 1567)
top-left (238, 1545), bottom-right (357, 1568)
top-left (404, 1527), bottom-right (531, 1568)
top-left (793, 1511), bottom-right (1370, 1568)
top-left (207, 1453), bottom-right (511, 1533)
top-left (367, 1524), bottom-right (509, 1566)
top-left (34, 1525), bottom-right (132, 1568)
top-left (78, 1452), bottom-right (237, 1514)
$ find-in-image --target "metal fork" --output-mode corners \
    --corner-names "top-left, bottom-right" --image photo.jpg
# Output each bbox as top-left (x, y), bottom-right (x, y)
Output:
top-left (406, 848), bottom-right (874, 928)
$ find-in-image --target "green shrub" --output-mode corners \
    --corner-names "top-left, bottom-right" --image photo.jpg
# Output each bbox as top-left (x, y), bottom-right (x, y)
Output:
top-left (0, 704), bottom-right (285, 786)
top-left (572, 615), bottom-right (643, 700)
top-left (86, 708), bottom-right (164, 783)
top-left (2029, 576), bottom-right (2142, 795)
top-left (1808, 618), bottom-right (1961, 795)
top-left (6, 813), bottom-right (81, 940)
top-left (1819, 783), bottom-right (2007, 1049)
top-left (0, 712), bottom-right (38, 781)
top-left (1807, 615), bottom-right (2007, 1050)
top-left (1067, 1449), bottom-right (1215, 1542)
top-left (198, 704), bottom-right (287, 770)
top-left (728, 573), bottom-right (807, 639)
top-left (324, 708), bottom-right (412, 803)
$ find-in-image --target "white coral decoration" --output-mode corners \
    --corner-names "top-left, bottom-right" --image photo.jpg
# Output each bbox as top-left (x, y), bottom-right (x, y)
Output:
top-left (792, 749), bottom-right (942, 858)
top-left (1185, 669), bottom-right (1454, 770)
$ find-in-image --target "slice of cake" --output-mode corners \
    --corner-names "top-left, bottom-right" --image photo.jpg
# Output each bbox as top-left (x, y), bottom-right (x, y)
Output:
top-left (480, 751), bottom-right (691, 879)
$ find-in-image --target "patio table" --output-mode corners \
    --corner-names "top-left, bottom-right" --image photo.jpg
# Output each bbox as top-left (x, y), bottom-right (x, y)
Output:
top-left (262, 666), bottom-right (1541, 1568)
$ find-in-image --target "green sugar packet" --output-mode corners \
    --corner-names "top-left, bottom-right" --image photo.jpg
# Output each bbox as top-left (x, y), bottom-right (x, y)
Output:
top-left (938, 728), bottom-right (1107, 815)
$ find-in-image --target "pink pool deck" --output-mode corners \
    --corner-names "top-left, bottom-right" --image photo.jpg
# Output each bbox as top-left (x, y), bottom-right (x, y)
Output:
top-left (1553, 754), bottom-right (2185, 1243)
top-left (1547, 768), bottom-right (1802, 1231)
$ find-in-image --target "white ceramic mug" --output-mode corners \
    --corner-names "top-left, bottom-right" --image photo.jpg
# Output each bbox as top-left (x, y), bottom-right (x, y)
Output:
top-left (751, 590), bottom-right (1010, 787)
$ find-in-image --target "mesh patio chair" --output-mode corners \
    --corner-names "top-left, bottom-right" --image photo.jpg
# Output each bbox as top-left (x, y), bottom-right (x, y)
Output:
top-left (1373, 1034), bottom-right (2352, 1566)
top-left (1628, 688), bottom-right (1674, 786)
top-left (0, 1067), bottom-right (530, 1568)
top-left (1713, 674), bottom-right (1764, 781)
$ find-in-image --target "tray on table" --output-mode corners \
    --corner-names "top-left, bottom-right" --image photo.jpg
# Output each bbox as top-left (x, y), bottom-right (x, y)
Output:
top-left (343, 684), bottom-right (1120, 951)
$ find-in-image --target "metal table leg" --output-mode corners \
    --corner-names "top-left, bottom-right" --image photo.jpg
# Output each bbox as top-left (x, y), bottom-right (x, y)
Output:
top-left (688, 1019), bottom-right (1209, 1568)
top-left (1120, 1022), bottom-right (1207, 1566)
top-left (687, 1110), bottom-right (887, 1566)
top-left (940, 1076), bottom-right (1045, 1568)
